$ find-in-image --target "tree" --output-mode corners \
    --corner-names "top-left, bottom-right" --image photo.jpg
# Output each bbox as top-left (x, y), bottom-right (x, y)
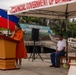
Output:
top-left (19, 16), bottom-right (76, 37)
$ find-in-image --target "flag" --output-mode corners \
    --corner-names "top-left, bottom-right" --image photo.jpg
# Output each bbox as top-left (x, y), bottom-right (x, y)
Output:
top-left (0, 9), bottom-right (19, 30)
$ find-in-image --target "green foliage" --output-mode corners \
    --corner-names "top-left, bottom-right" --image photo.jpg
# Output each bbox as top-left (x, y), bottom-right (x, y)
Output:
top-left (20, 16), bottom-right (76, 38)
top-left (20, 16), bottom-right (42, 25)
top-left (49, 19), bottom-right (76, 38)
top-left (54, 20), bottom-right (76, 37)
top-left (68, 21), bottom-right (76, 37)
top-left (0, 28), bottom-right (7, 30)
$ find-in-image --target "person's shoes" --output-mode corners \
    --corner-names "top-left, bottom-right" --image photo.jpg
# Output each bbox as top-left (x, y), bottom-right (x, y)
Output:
top-left (49, 65), bottom-right (55, 67)
top-left (19, 65), bottom-right (22, 68)
top-left (55, 65), bottom-right (60, 68)
top-left (16, 65), bottom-right (21, 69)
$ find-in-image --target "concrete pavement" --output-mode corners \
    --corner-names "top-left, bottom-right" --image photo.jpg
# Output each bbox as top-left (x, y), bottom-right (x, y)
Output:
top-left (0, 59), bottom-right (68, 75)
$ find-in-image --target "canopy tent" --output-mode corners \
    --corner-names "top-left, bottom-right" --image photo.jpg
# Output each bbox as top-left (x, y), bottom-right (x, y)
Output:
top-left (16, 3), bottom-right (76, 19)
top-left (0, 0), bottom-right (76, 19)
top-left (7, 0), bottom-right (76, 19)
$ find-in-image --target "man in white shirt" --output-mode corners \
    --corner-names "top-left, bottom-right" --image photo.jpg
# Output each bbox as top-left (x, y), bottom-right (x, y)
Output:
top-left (50, 34), bottom-right (66, 68)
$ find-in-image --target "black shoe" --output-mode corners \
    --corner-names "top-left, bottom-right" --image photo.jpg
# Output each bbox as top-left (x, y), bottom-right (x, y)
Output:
top-left (55, 65), bottom-right (60, 68)
top-left (49, 65), bottom-right (55, 67)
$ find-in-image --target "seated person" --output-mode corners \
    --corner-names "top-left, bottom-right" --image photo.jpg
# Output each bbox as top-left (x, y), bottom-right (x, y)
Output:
top-left (50, 34), bottom-right (66, 68)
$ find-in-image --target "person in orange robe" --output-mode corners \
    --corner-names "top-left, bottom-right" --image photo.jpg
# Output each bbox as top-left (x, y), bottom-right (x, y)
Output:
top-left (11, 24), bottom-right (27, 67)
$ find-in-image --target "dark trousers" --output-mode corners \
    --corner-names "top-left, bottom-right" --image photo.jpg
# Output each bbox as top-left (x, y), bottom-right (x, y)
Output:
top-left (50, 51), bottom-right (66, 66)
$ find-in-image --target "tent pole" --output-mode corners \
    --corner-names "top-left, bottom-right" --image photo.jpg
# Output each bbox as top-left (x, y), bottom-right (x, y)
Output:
top-left (65, 4), bottom-right (68, 61)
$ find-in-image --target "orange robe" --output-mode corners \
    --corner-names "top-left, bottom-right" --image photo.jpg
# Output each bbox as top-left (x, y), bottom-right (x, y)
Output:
top-left (11, 29), bottom-right (27, 58)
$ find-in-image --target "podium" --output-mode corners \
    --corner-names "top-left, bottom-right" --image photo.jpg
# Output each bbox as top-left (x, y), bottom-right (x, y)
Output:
top-left (0, 35), bottom-right (18, 70)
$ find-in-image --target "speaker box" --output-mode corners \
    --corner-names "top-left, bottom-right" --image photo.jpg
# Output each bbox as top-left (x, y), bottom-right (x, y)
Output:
top-left (32, 28), bottom-right (39, 41)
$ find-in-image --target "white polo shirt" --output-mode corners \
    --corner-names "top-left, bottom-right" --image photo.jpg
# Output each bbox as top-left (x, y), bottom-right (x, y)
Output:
top-left (57, 39), bottom-right (66, 51)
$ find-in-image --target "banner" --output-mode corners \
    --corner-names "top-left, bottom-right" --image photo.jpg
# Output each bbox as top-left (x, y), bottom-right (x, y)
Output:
top-left (8, 0), bottom-right (74, 14)
top-left (20, 24), bottom-right (52, 40)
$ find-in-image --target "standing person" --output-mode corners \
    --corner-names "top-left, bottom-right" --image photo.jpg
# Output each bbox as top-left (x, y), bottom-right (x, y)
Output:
top-left (11, 24), bottom-right (27, 68)
top-left (50, 34), bottom-right (66, 68)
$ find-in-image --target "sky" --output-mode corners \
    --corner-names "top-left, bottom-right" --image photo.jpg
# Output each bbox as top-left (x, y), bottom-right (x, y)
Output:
top-left (0, 0), bottom-right (35, 10)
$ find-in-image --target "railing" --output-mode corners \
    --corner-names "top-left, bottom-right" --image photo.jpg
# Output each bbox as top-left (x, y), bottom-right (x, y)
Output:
top-left (24, 41), bottom-right (56, 50)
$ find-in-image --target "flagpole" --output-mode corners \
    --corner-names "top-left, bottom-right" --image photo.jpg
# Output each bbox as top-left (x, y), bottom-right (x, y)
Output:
top-left (7, 15), bottom-right (9, 36)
